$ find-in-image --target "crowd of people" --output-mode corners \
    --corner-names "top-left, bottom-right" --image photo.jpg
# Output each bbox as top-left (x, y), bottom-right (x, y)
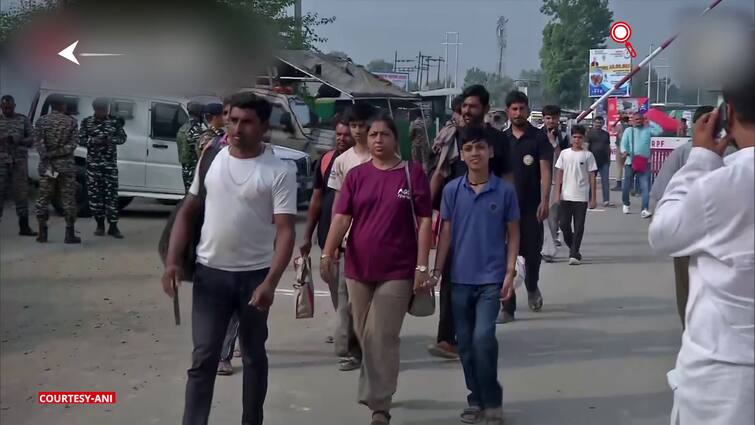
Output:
top-left (2, 69), bottom-right (752, 425)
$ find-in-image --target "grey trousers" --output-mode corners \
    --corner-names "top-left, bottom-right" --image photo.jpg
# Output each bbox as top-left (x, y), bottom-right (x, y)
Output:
top-left (333, 259), bottom-right (362, 360)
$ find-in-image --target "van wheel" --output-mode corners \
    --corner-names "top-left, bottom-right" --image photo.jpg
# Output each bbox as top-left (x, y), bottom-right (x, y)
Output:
top-left (118, 197), bottom-right (134, 211)
top-left (52, 165), bottom-right (91, 217)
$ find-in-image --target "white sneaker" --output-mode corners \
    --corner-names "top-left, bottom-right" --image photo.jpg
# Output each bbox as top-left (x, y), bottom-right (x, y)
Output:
top-left (568, 257), bottom-right (581, 265)
top-left (641, 209), bottom-right (653, 219)
top-left (622, 205), bottom-right (630, 214)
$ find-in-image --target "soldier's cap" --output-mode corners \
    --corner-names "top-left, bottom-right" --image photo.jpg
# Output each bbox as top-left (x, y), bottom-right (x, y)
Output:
top-left (203, 103), bottom-right (223, 116)
top-left (92, 97), bottom-right (109, 109)
top-left (187, 102), bottom-right (204, 116)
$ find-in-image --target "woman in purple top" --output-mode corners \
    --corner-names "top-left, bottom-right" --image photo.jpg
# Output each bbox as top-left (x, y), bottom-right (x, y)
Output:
top-left (321, 114), bottom-right (434, 425)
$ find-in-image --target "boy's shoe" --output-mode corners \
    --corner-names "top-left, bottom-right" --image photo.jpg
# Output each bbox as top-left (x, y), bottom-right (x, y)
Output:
top-left (460, 406), bottom-right (484, 424)
top-left (528, 289), bottom-right (543, 312)
top-left (622, 205), bottom-right (630, 214)
top-left (603, 201), bottom-right (615, 207)
top-left (641, 209), bottom-right (653, 219)
top-left (612, 181), bottom-right (622, 191)
top-left (568, 257), bottom-right (581, 265)
top-left (371, 410), bottom-right (391, 425)
top-left (484, 407), bottom-right (504, 425)
top-left (496, 310), bottom-right (515, 324)
top-left (217, 360), bottom-right (233, 375)
top-left (542, 254), bottom-right (554, 263)
top-left (427, 341), bottom-right (459, 359)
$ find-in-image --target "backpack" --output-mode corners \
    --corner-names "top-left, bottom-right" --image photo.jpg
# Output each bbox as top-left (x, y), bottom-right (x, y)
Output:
top-left (158, 144), bottom-right (222, 282)
top-left (320, 149), bottom-right (336, 180)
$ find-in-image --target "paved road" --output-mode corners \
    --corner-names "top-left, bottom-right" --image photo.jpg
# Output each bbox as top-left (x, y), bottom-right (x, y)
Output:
top-left (0, 195), bottom-right (680, 425)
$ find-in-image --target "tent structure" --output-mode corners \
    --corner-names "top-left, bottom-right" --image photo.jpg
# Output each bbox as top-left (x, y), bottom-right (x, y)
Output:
top-left (274, 50), bottom-right (419, 101)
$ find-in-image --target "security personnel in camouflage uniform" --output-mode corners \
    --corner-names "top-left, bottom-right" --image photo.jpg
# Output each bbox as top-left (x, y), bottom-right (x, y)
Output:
top-left (176, 102), bottom-right (204, 192)
top-left (0, 95), bottom-right (37, 236)
top-left (196, 103), bottom-right (225, 156)
top-left (79, 98), bottom-right (127, 238)
top-left (34, 95), bottom-right (80, 244)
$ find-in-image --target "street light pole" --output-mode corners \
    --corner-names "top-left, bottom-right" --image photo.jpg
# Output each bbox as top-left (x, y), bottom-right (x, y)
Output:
top-left (646, 43), bottom-right (653, 101)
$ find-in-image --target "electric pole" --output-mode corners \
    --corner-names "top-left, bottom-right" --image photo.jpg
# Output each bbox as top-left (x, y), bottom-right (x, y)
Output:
top-left (496, 16), bottom-right (508, 77)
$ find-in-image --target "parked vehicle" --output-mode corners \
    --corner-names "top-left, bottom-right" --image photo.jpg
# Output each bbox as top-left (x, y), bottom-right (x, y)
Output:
top-left (27, 85), bottom-right (313, 216)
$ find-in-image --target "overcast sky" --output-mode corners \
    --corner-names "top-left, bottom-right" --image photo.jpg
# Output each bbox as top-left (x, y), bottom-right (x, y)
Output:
top-left (304, 0), bottom-right (754, 84)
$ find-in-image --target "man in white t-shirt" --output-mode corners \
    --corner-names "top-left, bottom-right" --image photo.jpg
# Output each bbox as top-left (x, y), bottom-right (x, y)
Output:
top-left (162, 92), bottom-right (296, 425)
top-left (323, 103), bottom-right (374, 372)
top-left (555, 125), bottom-right (597, 265)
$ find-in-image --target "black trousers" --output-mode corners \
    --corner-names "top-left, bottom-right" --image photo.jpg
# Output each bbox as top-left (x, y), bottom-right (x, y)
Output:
top-left (559, 201), bottom-right (588, 260)
top-left (183, 264), bottom-right (270, 425)
top-left (437, 258), bottom-right (457, 345)
top-left (502, 210), bottom-right (543, 315)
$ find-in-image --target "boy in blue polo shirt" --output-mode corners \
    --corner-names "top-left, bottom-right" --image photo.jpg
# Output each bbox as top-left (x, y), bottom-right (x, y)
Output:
top-left (432, 125), bottom-right (520, 425)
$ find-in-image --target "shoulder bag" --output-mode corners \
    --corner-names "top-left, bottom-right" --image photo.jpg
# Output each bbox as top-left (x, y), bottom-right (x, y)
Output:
top-left (630, 129), bottom-right (649, 173)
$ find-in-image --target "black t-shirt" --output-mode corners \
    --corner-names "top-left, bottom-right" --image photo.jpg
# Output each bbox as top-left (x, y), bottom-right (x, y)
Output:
top-left (587, 129), bottom-right (611, 167)
top-left (314, 152), bottom-right (338, 248)
top-left (505, 124), bottom-right (554, 211)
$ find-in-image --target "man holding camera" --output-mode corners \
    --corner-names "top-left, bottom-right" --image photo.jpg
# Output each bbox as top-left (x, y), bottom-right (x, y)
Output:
top-left (649, 79), bottom-right (754, 425)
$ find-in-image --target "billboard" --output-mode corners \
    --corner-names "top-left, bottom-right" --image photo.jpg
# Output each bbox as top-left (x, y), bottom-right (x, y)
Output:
top-left (374, 72), bottom-right (410, 91)
top-left (588, 48), bottom-right (632, 98)
top-left (606, 97), bottom-right (648, 136)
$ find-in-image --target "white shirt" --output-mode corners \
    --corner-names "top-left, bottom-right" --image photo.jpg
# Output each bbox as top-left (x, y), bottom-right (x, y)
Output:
top-left (649, 147), bottom-right (754, 425)
top-left (327, 145), bottom-right (371, 191)
top-left (189, 147), bottom-right (297, 272)
top-left (555, 148), bottom-right (597, 202)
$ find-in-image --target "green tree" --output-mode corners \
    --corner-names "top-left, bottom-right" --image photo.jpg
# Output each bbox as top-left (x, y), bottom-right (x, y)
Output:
top-left (539, 0), bottom-right (613, 108)
top-left (1, 0), bottom-right (334, 50)
top-left (366, 59), bottom-right (394, 72)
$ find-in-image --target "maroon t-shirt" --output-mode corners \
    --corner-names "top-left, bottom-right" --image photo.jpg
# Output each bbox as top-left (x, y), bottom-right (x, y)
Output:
top-left (335, 161), bottom-right (432, 282)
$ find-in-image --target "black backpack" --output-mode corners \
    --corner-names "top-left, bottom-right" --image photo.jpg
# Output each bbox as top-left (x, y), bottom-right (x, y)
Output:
top-left (158, 144), bottom-right (222, 282)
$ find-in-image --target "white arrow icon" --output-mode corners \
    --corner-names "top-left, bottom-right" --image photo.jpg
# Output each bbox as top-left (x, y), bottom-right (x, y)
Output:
top-left (58, 40), bottom-right (124, 65)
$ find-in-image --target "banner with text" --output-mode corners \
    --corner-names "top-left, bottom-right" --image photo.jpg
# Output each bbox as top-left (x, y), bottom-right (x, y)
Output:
top-left (589, 48), bottom-right (632, 98)
top-left (374, 72), bottom-right (410, 91)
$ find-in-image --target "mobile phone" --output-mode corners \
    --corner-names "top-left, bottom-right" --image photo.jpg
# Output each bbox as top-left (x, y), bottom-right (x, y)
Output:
top-left (713, 102), bottom-right (728, 140)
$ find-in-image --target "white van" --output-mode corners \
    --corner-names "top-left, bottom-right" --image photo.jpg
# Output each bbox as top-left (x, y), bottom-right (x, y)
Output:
top-left (27, 85), bottom-right (314, 216)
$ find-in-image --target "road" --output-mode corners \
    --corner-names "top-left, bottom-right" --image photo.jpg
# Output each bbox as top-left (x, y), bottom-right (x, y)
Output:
top-left (0, 196), bottom-right (680, 425)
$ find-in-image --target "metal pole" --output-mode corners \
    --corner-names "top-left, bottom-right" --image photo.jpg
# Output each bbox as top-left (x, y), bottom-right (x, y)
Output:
top-left (664, 68), bottom-right (670, 103)
top-left (656, 62), bottom-right (661, 102)
top-left (416, 51), bottom-right (422, 90)
top-left (575, 0), bottom-right (726, 122)
top-left (294, 0), bottom-right (302, 47)
top-left (444, 33), bottom-right (449, 88)
top-left (394, 50), bottom-right (398, 72)
top-left (647, 43), bottom-right (653, 101)
top-left (455, 35), bottom-right (460, 89)
top-left (697, 88), bottom-right (701, 105)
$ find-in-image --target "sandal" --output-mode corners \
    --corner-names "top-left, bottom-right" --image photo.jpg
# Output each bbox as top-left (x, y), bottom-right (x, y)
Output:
top-left (371, 410), bottom-right (391, 425)
top-left (460, 406), bottom-right (483, 424)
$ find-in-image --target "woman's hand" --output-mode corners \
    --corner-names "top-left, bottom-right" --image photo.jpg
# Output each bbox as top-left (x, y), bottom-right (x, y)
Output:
top-left (319, 255), bottom-right (337, 285)
top-left (413, 270), bottom-right (433, 294)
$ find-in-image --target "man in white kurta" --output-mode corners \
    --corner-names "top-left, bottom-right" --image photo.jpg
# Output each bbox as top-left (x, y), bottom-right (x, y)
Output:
top-left (649, 88), bottom-right (754, 425)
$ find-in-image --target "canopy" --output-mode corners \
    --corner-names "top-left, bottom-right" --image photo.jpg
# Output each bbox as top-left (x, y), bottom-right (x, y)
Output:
top-left (275, 50), bottom-right (419, 100)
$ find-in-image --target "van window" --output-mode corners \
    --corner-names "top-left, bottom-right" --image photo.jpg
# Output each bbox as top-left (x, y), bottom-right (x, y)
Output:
top-left (289, 99), bottom-right (311, 128)
top-left (151, 103), bottom-right (187, 141)
top-left (269, 103), bottom-right (287, 130)
top-left (40, 94), bottom-right (80, 117)
top-left (110, 100), bottom-right (135, 120)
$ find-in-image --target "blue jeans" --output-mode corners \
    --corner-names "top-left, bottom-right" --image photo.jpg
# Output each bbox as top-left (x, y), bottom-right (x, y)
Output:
top-left (452, 283), bottom-right (503, 409)
top-left (598, 162), bottom-right (610, 203)
top-left (622, 164), bottom-right (650, 210)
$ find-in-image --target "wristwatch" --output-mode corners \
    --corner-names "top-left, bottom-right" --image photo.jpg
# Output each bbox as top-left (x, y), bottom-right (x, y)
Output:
top-left (415, 265), bottom-right (428, 273)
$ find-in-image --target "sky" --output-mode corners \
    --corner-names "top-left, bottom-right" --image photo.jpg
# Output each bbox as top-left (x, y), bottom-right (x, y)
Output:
top-left (304, 0), bottom-right (755, 85)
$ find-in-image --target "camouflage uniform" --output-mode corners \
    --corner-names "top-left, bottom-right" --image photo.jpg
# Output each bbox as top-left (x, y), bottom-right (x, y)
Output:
top-left (0, 112), bottom-right (33, 220)
top-left (197, 126), bottom-right (225, 157)
top-left (34, 111), bottom-right (79, 225)
top-left (79, 115), bottom-right (127, 223)
top-left (176, 118), bottom-right (203, 192)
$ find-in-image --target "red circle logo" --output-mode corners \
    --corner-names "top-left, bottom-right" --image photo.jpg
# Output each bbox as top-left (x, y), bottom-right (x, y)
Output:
top-left (610, 21), bottom-right (632, 43)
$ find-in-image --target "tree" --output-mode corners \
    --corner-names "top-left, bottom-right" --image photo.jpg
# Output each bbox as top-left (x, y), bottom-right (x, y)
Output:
top-left (1, 0), bottom-right (335, 50)
top-left (366, 59), bottom-right (394, 73)
top-left (539, 0), bottom-right (613, 108)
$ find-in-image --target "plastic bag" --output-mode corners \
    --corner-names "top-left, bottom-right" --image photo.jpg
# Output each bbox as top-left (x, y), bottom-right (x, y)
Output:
top-left (293, 256), bottom-right (315, 319)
